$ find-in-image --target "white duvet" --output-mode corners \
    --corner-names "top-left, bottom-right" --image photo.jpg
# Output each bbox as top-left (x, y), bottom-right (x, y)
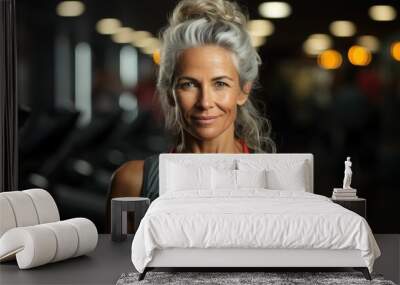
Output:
top-left (131, 190), bottom-right (380, 273)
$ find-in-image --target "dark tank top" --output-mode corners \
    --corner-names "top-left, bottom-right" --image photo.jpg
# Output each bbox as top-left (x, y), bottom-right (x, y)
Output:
top-left (140, 140), bottom-right (253, 202)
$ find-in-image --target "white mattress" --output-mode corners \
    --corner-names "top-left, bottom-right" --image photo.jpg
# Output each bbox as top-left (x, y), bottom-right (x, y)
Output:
top-left (131, 190), bottom-right (381, 273)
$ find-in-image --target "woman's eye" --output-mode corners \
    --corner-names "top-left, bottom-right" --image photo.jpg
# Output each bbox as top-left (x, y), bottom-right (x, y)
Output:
top-left (215, 81), bottom-right (228, 88)
top-left (179, 82), bottom-right (194, 89)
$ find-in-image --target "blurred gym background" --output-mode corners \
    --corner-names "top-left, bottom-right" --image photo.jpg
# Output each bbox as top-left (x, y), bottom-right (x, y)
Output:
top-left (16, 0), bottom-right (400, 233)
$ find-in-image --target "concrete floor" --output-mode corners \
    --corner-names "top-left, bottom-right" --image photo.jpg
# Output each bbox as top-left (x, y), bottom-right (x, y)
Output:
top-left (374, 234), bottom-right (400, 284)
top-left (0, 234), bottom-right (398, 284)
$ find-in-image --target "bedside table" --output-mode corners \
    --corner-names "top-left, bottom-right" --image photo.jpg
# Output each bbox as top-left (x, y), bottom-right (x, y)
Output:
top-left (331, 197), bottom-right (366, 219)
top-left (111, 197), bottom-right (150, 242)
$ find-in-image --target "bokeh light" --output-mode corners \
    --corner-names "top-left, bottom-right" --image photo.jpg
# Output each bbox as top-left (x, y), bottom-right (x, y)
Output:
top-left (357, 35), bottom-right (380, 53)
top-left (111, 27), bottom-right (135, 44)
top-left (369, 5), bottom-right (397, 21)
top-left (247, 20), bottom-right (274, 37)
top-left (153, 49), bottom-right (161, 65)
top-left (303, 34), bottom-right (332, 56)
top-left (329, 21), bottom-right (356, 37)
top-left (391, 41), bottom-right (400, 61)
top-left (348, 45), bottom-right (372, 66)
top-left (56, 1), bottom-right (85, 17)
top-left (250, 35), bottom-right (267, 48)
top-left (258, 2), bottom-right (292, 19)
top-left (131, 31), bottom-right (152, 46)
top-left (317, 49), bottom-right (342, 69)
top-left (135, 37), bottom-right (160, 49)
top-left (96, 18), bottom-right (121, 35)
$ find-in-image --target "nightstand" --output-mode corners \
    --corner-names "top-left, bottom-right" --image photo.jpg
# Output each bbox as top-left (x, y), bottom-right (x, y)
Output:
top-left (111, 197), bottom-right (150, 242)
top-left (331, 197), bottom-right (366, 219)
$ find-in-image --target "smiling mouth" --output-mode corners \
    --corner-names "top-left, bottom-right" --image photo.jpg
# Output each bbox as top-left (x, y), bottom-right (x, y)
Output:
top-left (191, 115), bottom-right (220, 125)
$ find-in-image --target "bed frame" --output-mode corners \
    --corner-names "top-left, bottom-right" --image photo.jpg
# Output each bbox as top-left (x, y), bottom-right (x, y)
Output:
top-left (138, 154), bottom-right (372, 281)
top-left (140, 248), bottom-right (371, 280)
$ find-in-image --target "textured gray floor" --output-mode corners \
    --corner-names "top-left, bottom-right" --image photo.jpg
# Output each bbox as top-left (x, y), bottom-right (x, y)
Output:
top-left (0, 234), bottom-right (398, 285)
top-left (0, 235), bottom-right (135, 285)
top-left (117, 271), bottom-right (395, 285)
top-left (373, 234), bottom-right (400, 284)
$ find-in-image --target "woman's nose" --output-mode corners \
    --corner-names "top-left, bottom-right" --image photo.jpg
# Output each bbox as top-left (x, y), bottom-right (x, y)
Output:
top-left (196, 85), bottom-right (214, 109)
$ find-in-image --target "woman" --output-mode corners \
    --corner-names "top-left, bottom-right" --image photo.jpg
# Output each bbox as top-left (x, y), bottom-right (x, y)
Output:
top-left (109, 0), bottom-right (275, 204)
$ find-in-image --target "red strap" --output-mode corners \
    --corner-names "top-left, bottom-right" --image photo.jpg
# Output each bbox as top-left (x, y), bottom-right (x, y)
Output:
top-left (170, 140), bottom-right (249, 153)
top-left (241, 139), bottom-right (250, 153)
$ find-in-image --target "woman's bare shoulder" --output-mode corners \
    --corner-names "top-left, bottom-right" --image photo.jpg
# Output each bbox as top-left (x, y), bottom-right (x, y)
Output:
top-left (110, 160), bottom-right (144, 198)
top-left (117, 160), bottom-right (144, 174)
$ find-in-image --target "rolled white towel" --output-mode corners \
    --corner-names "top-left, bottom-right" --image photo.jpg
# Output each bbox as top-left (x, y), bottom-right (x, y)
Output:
top-left (0, 218), bottom-right (98, 269)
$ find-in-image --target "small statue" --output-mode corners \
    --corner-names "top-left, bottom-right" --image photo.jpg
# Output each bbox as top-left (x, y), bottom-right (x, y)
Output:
top-left (342, 157), bottom-right (353, 189)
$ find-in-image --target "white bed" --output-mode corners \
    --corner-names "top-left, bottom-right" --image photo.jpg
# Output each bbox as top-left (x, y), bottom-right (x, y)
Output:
top-left (131, 154), bottom-right (381, 280)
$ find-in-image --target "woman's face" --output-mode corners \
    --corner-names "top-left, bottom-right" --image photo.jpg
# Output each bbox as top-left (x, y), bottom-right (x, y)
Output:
top-left (173, 44), bottom-right (251, 141)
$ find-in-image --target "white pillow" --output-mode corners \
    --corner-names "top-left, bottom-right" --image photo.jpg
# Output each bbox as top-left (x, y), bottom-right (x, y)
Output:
top-left (212, 168), bottom-right (236, 190)
top-left (167, 162), bottom-right (212, 191)
top-left (266, 162), bottom-right (307, 191)
top-left (211, 168), bottom-right (268, 190)
top-left (237, 169), bottom-right (268, 189)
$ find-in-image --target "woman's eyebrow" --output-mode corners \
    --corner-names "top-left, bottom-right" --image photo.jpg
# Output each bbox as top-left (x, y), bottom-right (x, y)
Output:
top-left (212, 76), bottom-right (234, 82)
top-left (177, 76), bottom-right (197, 81)
top-left (177, 76), bottom-right (233, 81)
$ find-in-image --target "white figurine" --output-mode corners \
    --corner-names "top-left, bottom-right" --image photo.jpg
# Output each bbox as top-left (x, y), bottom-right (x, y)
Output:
top-left (342, 156), bottom-right (353, 189)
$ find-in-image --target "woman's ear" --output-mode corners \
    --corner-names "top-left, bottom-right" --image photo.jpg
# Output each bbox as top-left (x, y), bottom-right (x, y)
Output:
top-left (237, 81), bottom-right (252, 106)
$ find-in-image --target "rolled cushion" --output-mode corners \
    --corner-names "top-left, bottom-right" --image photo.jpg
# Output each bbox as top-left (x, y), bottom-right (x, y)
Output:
top-left (0, 196), bottom-right (17, 237)
top-left (0, 226), bottom-right (57, 269)
top-left (23, 189), bottom-right (59, 224)
top-left (65, 218), bottom-right (98, 257)
top-left (42, 221), bottom-right (79, 262)
top-left (0, 191), bottom-right (39, 228)
top-left (0, 218), bottom-right (98, 269)
top-left (0, 189), bottom-right (60, 239)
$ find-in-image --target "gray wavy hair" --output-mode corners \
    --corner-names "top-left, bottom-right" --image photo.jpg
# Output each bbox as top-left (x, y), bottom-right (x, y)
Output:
top-left (156, 0), bottom-right (276, 153)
